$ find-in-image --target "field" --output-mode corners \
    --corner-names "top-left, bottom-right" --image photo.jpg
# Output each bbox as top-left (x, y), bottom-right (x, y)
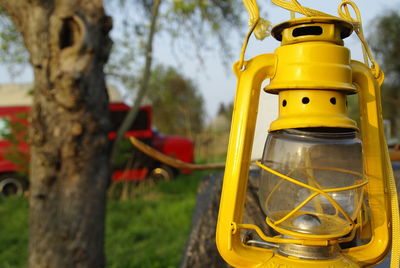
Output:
top-left (0, 171), bottom-right (211, 268)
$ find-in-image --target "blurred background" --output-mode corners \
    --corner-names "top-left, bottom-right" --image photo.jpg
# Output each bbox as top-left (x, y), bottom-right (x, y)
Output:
top-left (0, 0), bottom-right (400, 267)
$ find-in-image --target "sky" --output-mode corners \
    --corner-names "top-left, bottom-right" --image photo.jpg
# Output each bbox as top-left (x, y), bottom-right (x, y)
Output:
top-left (1, 0), bottom-right (399, 121)
top-left (153, 0), bottom-right (400, 120)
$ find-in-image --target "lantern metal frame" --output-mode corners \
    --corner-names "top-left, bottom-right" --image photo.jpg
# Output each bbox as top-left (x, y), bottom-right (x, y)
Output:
top-left (216, 17), bottom-right (394, 267)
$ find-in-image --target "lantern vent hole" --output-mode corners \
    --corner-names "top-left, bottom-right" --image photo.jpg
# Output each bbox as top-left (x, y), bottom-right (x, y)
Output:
top-left (330, 97), bottom-right (337, 105)
top-left (292, 26), bottom-right (323, 37)
top-left (302, 97), bottom-right (310, 104)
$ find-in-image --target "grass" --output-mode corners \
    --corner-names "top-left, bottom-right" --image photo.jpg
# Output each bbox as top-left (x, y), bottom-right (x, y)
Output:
top-left (0, 170), bottom-right (211, 268)
top-left (0, 196), bottom-right (28, 268)
top-left (106, 171), bottom-right (209, 267)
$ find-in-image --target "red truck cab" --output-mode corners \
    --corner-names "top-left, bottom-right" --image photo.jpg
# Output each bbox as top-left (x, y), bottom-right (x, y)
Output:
top-left (0, 84), bottom-right (194, 196)
top-left (109, 102), bottom-right (194, 181)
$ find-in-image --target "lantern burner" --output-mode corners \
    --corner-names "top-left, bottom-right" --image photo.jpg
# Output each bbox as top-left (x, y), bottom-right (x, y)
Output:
top-left (278, 213), bottom-right (341, 260)
top-left (292, 214), bottom-right (321, 231)
top-left (278, 243), bottom-right (340, 260)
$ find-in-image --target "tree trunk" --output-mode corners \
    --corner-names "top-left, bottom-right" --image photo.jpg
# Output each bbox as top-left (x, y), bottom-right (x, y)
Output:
top-left (180, 172), bottom-right (228, 268)
top-left (0, 1), bottom-right (112, 267)
top-left (181, 171), bottom-right (271, 267)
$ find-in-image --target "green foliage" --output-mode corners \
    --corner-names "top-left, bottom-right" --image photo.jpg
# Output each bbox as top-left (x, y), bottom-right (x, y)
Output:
top-left (217, 101), bottom-right (233, 121)
top-left (346, 94), bottom-right (360, 124)
top-left (147, 65), bottom-right (205, 137)
top-left (0, 171), bottom-right (211, 267)
top-left (369, 11), bottom-right (400, 81)
top-left (0, 112), bottom-right (29, 177)
top-left (0, 117), bottom-right (11, 139)
top-left (0, 8), bottom-right (28, 76)
top-left (105, 0), bottom-right (242, 95)
top-left (369, 10), bottom-right (400, 135)
top-left (0, 1), bottom-right (241, 84)
top-left (106, 171), bottom-right (208, 267)
top-left (112, 138), bottom-right (137, 170)
top-left (0, 197), bottom-right (28, 268)
top-left (380, 84), bottom-right (400, 130)
top-left (168, 0), bottom-right (241, 33)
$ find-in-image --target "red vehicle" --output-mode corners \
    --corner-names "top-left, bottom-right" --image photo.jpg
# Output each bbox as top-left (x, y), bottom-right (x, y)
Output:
top-left (0, 84), bottom-right (194, 196)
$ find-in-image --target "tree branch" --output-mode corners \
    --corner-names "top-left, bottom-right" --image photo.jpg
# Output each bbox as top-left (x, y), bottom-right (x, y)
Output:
top-left (110, 0), bottom-right (161, 166)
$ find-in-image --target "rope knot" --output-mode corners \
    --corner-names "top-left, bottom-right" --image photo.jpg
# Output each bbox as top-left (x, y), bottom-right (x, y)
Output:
top-left (254, 17), bottom-right (272, 40)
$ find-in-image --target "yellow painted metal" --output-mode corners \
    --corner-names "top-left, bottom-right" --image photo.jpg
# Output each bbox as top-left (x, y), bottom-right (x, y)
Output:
top-left (215, 51), bottom-right (359, 268)
top-left (340, 61), bottom-right (391, 266)
top-left (265, 18), bottom-right (356, 94)
top-left (257, 253), bottom-right (359, 268)
top-left (270, 90), bottom-right (357, 131)
top-left (216, 16), bottom-right (393, 268)
top-left (264, 17), bottom-right (358, 131)
top-left (216, 53), bottom-right (277, 267)
top-left (233, 222), bottom-right (360, 246)
top-left (271, 17), bottom-right (352, 45)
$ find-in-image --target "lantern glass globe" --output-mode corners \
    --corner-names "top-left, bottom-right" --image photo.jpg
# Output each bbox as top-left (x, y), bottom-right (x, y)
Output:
top-left (259, 128), bottom-right (364, 236)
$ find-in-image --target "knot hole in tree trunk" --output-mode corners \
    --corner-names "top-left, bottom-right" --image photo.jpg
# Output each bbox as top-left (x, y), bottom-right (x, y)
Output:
top-left (59, 16), bottom-right (85, 50)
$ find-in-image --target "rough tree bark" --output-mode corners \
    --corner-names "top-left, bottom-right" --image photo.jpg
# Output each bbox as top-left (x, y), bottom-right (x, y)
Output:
top-left (180, 173), bottom-right (228, 268)
top-left (181, 171), bottom-right (271, 268)
top-left (0, 1), bottom-right (112, 267)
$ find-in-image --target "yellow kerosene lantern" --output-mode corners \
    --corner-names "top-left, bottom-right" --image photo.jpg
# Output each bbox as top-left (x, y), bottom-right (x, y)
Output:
top-left (216, 2), bottom-right (399, 267)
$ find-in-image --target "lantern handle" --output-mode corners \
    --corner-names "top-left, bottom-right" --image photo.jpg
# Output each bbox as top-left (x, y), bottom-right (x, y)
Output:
top-left (241, 0), bottom-right (384, 81)
top-left (216, 53), bottom-right (276, 267)
top-left (342, 61), bottom-right (394, 265)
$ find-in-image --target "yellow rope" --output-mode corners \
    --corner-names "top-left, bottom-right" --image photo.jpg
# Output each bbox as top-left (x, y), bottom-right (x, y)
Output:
top-left (256, 161), bottom-right (368, 226)
top-left (337, 1), bottom-right (383, 82)
top-left (242, 0), bottom-right (272, 40)
top-left (239, 2), bottom-right (395, 265)
top-left (238, 0), bottom-right (271, 70)
top-left (271, 0), bottom-right (332, 17)
top-left (239, 0), bottom-right (384, 81)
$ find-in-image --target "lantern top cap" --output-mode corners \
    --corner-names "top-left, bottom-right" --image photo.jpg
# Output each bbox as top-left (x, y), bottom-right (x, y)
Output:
top-left (272, 17), bottom-right (353, 43)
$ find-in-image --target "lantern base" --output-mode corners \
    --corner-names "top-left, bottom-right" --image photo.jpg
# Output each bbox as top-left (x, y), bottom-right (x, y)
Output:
top-left (266, 214), bottom-right (354, 239)
top-left (259, 252), bottom-right (360, 267)
top-left (278, 243), bottom-right (339, 260)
